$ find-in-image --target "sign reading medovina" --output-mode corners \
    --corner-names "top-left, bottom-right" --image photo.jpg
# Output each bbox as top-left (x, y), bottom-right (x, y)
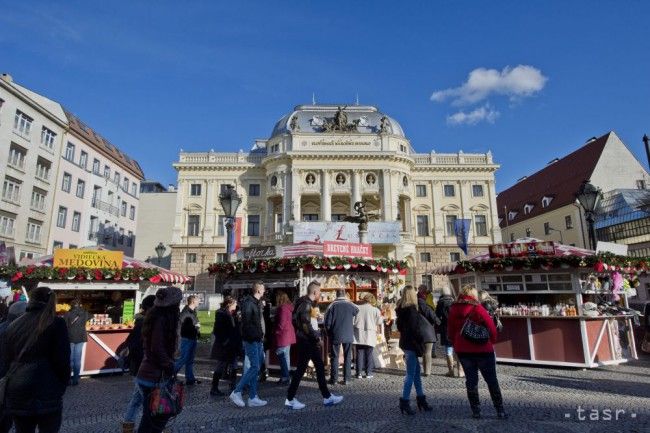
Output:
top-left (53, 249), bottom-right (124, 269)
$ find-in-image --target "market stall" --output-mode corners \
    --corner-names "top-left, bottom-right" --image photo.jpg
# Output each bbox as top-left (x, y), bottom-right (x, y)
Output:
top-left (2, 248), bottom-right (191, 376)
top-left (434, 239), bottom-right (640, 368)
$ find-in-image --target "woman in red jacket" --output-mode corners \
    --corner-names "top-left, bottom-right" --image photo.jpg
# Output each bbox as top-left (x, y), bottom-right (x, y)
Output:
top-left (447, 285), bottom-right (507, 420)
top-left (274, 291), bottom-right (296, 385)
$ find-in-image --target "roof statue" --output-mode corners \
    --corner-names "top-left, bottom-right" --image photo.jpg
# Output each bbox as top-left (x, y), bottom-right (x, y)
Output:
top-left (321, 106), bottom-right (357, 133)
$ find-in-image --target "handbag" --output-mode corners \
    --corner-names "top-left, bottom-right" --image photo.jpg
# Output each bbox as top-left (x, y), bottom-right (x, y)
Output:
top-left (149, 376), bottom-right (185, 417)
top-left (460, 306), bottom-right (490, 345)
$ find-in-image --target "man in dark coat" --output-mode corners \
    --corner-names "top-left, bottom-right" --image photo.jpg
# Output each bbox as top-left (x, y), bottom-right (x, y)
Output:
top-left (436, 287), bottom-right (462, 377)
top-left (63, 299), bottom-right (91, 385)
top-left (324, 289), bottom-right (359, 385)
top-left (174, 295), bottom-right (201, 385)
top-left (210, 296), bottom-right (241, 396)
top-left (0, 301), bottom-right (26, 433)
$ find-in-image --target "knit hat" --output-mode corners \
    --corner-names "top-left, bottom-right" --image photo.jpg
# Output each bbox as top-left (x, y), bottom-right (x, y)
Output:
top-left (153, 287), bottom-right (183, 308)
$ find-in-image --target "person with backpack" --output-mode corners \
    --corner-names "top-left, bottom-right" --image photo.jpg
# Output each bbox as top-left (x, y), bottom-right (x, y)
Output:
top-left (436, 286), bottom-right (463, 377)
top-left (0, 287), bottom-right (70, 433)
top-left (63, 298), bottom-right (91, 386)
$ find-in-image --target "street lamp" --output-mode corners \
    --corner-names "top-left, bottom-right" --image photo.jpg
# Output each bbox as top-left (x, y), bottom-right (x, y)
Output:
top-left (154, 242), bottom-right (166, 267)
top-left (575, 180), bottom-right (602, 250)
top-left (219, 185), bottom-right (242, 262)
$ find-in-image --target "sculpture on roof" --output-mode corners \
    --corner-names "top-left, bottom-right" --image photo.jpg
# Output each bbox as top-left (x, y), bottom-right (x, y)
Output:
top-left (289, 115), bottom-right (300, 132)
top-left (321, 106), bottom-right (357, 133)
top-left (379, 116), bottom-right (391, 134)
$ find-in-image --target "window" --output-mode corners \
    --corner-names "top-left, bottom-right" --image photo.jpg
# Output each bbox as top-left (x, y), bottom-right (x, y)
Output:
top-left (19, 251), bottom-right (38, 261)
top-left (79, 151), bottom-right (88, 169)
top-left (249, 184), bottom-right (260, 196)
top-left (36, 157), bottom-right (51, 180)
top-left (270, 176), bottom-right (278, 187)
top-left (104, 165), bottom-right (110, 178)
top-left (41, 127), bottom-right (57, 150)
top-left (510, 233), bottom-right (515, 242)
top-left (92, 159), bottom-right (100, 175)
top-left (303, 214), bottom-right (318, 221)
top-left (8, 143), bottom-right (26, 169)
top-left (472, 184), bottom-right (484, 197)
top-left (420, 252), bottom-right (431, 263)
top-left (475, 215), bottom-right (488, 236)
top-left (217, 215), bottom-right (225, 236)
top-left (416, 185), bottom-right (427, 197)
top-left (2, 177), bottom-right (21, 203)
top-left (26, 221), bottom-right (42, 243)
top-left (541, 196), bottom-right (553, 208)
top-left (187, 215), bottom-right (200, 236)
top-left (131, 183), bottom-right (137, 196)
top-left (64, 142), bottom-right (75, 161)
top-left (524, 204), bottom-right (534, 215)
top-left (525, 227), bottom-right (531, 237)
top-left (565, 215), bottom-right (573, 229)
top-left (190, 183), bottom-right (202, 196)
top-left (450, 252), bottom-right (461, 262)
top-left (0, 213), bottom-right (16, 237)
top-left (508, 211), bottom-right (518, 221)
top-left (72, 211), bottom-right (81, 232)
top-left (121, 201), bottom-right (127, 217)
top-left (88, 216), bottom-right (99, 240)
top-left (56, 206), bottom-right (67, 228)
top-left (53, 241), bottom-right (63, 250)
top-left (123, 177), bottom-right (129, 191)
top-left (332, 214), bottom-right (346, 222)
top-left (13, 110), bottom-right (32, 137)
top-left (421, 274), bottom-right (432, 290)
top-left (248, 215), bottom-right (260, 237)
top-left (129, 205), bottom-right (135, 220)
top-left (216, 253), bottom-right (227, 263)
top-left (444, 184), bottom-right (455, 197)
top-left (69, 244), bottom-right (77, 249)
top-left (416, 215), bottom-right (429, 236)
top-left (127, 231), bottom-right (133, 247)
top-left (446, 215), bottom-right (458, 236)
top-left (114, 172), bottom-right (121, 185)
top-left (118, 228), bottom-right (125, 244)
top-left (76, 180), bottom-right (85, 198)
top-left (637, 180), bottom-right (646, 190)
top-left (544, 222), bottom-right (551, 235)
top-left (31, 189), bottom-right (46, 211)
top-left (186, 253), bottom-right (197, 263)
top-left (61, 173), bottom-right (72, 192)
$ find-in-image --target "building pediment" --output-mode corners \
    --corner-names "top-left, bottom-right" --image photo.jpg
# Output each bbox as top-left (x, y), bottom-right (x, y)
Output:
top-left (441, 204), bottom-right (460, 212)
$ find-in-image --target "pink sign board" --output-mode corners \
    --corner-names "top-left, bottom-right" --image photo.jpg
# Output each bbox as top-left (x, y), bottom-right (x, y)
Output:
top-left (323, 241), bottom-right (373, 258)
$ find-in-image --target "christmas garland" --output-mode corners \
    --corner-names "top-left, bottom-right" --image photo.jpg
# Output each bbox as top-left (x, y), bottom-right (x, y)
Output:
top-left (449, 252), bottom-right (649, 276)
top-left (208, 256), bottom-right (409, 276)
top-left (0, 265), bottom-right (161, 283)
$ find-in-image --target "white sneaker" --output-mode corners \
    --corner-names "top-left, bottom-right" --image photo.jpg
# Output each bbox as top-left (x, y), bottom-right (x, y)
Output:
top-left (229, 391), bottom-right (245, 408)
top-left (356, 375), bottom-right (362, 379)
top-left (285, 398), bottom-right (306, 410)
top-left (248, 397), bottom-right (268, 407)
top-left (366, 375), bottom-right (374, 379)
top-left (323, 394), bottom-right (343, 406)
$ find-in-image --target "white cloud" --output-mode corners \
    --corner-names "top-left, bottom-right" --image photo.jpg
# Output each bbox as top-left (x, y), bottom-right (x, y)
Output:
top-left (431, 65), bottom-right (547, 106)
top-left (446, 104), bottom-right (500, 126)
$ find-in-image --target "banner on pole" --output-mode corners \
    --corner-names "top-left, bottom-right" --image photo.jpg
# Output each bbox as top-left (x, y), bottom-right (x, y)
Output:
top-left (454, 219), bottom-right (471, 255)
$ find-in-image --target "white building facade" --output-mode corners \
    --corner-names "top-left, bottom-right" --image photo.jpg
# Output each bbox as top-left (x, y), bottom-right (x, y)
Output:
top-left (172, 105), bottom-right (501, 288)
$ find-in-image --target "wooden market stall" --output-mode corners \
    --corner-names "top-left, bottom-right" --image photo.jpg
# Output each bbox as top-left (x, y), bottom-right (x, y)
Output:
top-left (434, 239), bottom-right (640, 368)
top-left (4, 248), bottom-right (191, 376)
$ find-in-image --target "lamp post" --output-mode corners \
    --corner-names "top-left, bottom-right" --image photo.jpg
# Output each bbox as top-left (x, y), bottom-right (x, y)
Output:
top-left (154, 242), bottom-right (166, 267)
top-left (575, 180), bottom-right (602, 250)
top-left (219, 185), bottom-right (242, 262)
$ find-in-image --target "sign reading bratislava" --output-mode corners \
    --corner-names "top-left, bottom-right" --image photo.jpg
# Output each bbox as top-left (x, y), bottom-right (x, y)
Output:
top-left (292, 222), bottom-right (401, 245)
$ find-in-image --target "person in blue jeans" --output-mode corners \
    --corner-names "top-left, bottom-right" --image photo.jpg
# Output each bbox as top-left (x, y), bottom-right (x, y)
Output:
top-left (396, 285), bottom-right (433, 415)
top-left (230, 281), bottom-right (268, 408)
top-left (175, 295), bottom-right (201, 385)
top-left (63, 299), bottom-right (91, 385)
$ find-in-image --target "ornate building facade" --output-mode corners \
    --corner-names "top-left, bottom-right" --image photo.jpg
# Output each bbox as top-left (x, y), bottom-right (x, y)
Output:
top-left (171, 104), bottom-right (501, 288)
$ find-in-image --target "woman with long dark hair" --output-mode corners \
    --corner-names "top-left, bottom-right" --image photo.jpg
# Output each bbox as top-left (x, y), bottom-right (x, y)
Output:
top-left (0, 286), bottom-right (70, 433)
top-left (136, 287), bottom-right (182, 433)
top-left (209, 296), bottom-right (240, 396)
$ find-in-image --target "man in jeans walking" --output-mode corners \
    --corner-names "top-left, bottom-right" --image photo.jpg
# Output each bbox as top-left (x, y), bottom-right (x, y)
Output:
top-left (285, 281), bottom-right (343, 410)
top-left (64, 299), bottom-right (91, 385)
top-left (230, 281), bottom-right (267, 408)
top-left (324, 289), bottom-right (359, 385)
top-left (175, 295), bottom-right (201, 385)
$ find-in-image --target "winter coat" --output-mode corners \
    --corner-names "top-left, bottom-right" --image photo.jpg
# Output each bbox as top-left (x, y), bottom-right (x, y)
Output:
top-left (179, 306), bottom-right (200, 340)
top-left (293, 296), bottom-right (321, 344)
top-left (125, 313), bottom-right (145, 375)
top-left (417, 298), bottom-right (438, 344)
top-left (435, 295), bottom-right (455, 347)
top-left (137, 315), bottom-right (176, 383)
top-left (396, 304), bottom-right (425, 357)
top-left (274, 304), bottom-right (296, 348)
top-left (324, 297), bottom-right (359, 344)
top-left (0, 314), bottom-right (70, 416)
top-left (353, 303), bottom-right (382, 346)
top-left (64, 306), bottom-right (91, 344)
top-left (239, 295), bottom-right (264, 343)
top-left (211, 308), bottom-right (241, 362)
top-left (447, 295), bottom-right (498, 354)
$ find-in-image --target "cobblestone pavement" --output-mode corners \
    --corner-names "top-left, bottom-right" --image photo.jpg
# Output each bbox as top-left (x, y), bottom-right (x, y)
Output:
top-left (56, 354), bottom-right (650, 433)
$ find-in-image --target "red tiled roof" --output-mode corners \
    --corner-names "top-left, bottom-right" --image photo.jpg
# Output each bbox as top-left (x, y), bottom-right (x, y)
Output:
top-left (497, 132), bottom-right (611, 228)
top-left (64, 109), bottom-right (145, 180)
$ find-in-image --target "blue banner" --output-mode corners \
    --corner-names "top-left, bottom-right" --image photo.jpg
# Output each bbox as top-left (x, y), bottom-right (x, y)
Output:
top-left (454, 219), bottom-right (471, 255)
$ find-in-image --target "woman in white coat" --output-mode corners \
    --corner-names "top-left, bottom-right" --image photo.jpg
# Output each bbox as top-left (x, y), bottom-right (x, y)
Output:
top-left (353, 294), bottom-right (383, 378)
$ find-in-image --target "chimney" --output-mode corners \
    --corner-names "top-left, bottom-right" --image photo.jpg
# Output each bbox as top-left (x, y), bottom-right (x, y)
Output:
top-left (1, 73), bottom-right (13, 83)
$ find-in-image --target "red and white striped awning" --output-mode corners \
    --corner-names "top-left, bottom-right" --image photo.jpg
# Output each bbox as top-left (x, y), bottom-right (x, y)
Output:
top-left (280, 241), bottom-right (325, 258)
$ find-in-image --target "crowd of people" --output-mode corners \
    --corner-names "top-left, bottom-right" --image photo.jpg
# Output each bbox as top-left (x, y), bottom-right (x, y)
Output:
top-left (0, 280), bottom-right (507, 433)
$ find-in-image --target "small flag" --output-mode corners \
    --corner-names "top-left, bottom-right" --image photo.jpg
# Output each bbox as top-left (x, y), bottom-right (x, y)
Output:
top-left (454, 219), bottom-right (471, 255)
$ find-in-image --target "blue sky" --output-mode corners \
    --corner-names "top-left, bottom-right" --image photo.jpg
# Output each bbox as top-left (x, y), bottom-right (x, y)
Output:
top-left (2, 1), bottom-right (650, 191)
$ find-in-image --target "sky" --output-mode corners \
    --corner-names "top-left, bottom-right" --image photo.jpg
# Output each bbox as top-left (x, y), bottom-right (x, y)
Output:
top-left (1, 0), bottom-right (650, 192)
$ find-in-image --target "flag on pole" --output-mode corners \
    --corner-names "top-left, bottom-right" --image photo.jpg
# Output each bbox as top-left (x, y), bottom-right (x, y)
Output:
top-left (454, 219), bottom-right (471, 255)
top-left (227, 217), bottom-right (243, 254)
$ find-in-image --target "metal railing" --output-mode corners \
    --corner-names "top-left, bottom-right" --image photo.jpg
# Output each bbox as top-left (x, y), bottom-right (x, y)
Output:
top-left (91, 197), bottom-right (120, 216)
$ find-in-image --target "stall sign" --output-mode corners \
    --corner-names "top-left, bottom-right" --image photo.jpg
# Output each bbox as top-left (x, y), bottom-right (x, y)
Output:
top-left (489, 241), bottom-right (555, 258)
top-left (53, 249), bottom-right (124, 269)
top-left (323, 241), bottom-right (372, 258)
top-left (238, 246), bottom-right (277, 260)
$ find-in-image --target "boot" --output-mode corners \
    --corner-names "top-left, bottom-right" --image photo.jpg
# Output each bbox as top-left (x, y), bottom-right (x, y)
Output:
top-left (121, 422), bottom-right (135, 433)
top-left (210, 370), bottom-right (224, 396)
top-left (416, 395), bottom-right (433, 412)
top-left (399, 398), bottom-right (416, 415)
top-left (445, 355), bottom-right (455, 377)
top-left (455, 356), bottom-right (465, 378)
top-left (488, 384), bottom-right (508, 419)
top-left (467, 389), bottom-right (481, 419)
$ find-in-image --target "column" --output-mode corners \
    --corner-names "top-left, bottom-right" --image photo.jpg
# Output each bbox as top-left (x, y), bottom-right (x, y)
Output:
top-left (321, 170), bottom-right (331, 221)
top-left (459, 180), bottom-right (472, 243)
top-left (351, 169), bottom-right (362, 214)
top-left (203, 180), bottom-right (215, 242)
top-left (431, 180), bottom-right (444, 244)
top-left (266, 197), bottom-right (274, 234)
top-left (282, 171), bottom-right (291, 229)
top-left (291, 168), bottom-right (301, 223)
top-left (172, 179), bottom-right (187, 244)
top-left (486, 180), bottom-right (502, 243)
top-left (382, 169), bottom-right (391, 220)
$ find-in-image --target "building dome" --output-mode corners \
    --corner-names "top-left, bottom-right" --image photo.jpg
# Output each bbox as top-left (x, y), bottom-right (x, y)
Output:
top-left (270, 104), bottom-right (405, 138)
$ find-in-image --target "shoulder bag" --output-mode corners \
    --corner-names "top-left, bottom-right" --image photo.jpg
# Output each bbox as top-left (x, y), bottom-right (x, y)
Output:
top-left (149, 375), bottom-right (185, 417)
top-left (460, 305), bottom-right (490, 344)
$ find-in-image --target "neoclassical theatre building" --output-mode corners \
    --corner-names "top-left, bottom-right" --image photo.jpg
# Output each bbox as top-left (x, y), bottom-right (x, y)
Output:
top-left (171, 104), bottom-right (501, 288)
